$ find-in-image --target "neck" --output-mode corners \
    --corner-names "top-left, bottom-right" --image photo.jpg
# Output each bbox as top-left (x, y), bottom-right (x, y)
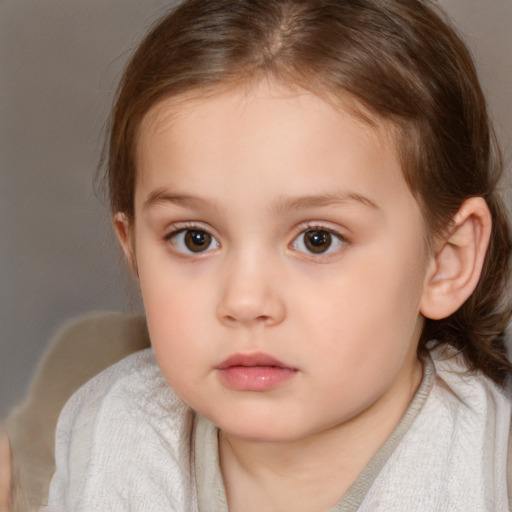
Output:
top-left (219, 357), bottom-right (422, 512)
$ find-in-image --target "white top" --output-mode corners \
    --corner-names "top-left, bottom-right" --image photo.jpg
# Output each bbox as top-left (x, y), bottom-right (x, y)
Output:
top-left (44, 347), bottom-right (511, 512)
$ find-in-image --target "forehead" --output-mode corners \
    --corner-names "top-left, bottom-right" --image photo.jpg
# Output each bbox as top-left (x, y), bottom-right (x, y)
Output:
top-left (138, 79), bottom-right (398, 159)
top-left (134, 80), bottom-right (412, 214)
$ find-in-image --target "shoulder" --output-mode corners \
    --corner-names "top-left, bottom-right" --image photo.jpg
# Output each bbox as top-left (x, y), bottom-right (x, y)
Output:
top-left (359, 348), bottom-right (512, 510)
top-left (8, 311), bottom-right (152, 447)
top-left (56, 346), bottom-right (181, 420)
top-left (431, 347), bottom-right (511, 508)
top-left (429, 345), bottom-right (512, 410)
top-left (428, 346), bottom-right (511, 439)
top-left (48, 349), bottom-right (196, 511)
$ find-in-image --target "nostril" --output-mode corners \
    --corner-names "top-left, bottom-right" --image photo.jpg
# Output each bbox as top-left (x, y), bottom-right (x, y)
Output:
top-left (222, 314), bottom-right (269, 323)
top-left (215, 281), bottom-right (286, 327)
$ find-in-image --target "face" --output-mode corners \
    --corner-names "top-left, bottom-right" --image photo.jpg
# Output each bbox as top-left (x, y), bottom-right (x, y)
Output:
top-left (125, 81), bottom-right (432, 443)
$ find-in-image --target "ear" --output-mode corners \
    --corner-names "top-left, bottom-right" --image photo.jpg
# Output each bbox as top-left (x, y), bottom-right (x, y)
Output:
top-left (420, 197), bottom-right (492, 320)
top-left (113, 212), bottom-right (138, 276)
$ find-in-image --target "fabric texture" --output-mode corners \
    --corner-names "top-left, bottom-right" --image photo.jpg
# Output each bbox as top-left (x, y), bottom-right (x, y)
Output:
top-left (43, 346), bottom-right (511, 512)
top-left (5, 312), bottom-right (151, 510)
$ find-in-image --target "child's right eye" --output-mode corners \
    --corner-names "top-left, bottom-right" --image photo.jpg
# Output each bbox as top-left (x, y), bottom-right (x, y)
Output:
top-left (166, 229), bottom-right (220, 254)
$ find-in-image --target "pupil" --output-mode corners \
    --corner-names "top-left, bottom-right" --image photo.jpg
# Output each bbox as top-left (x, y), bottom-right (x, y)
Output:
top-left (305, 230), bottom-right (331, 253)
top-left (185, 230), bottom-right (211, 252)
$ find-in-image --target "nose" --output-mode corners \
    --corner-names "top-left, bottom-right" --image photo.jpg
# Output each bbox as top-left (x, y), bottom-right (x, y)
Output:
top-left (216, 255), bottom-right (286, 328)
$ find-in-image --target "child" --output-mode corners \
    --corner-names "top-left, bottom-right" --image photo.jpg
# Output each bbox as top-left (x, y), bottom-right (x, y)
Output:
top-left (45, 0), bottom-right (512, 510)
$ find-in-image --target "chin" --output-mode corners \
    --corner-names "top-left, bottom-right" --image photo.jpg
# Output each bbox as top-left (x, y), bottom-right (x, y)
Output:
top-left (223, 429), bottom-right (294, 444)
top-left (215, 417), bottom-right (309, 444)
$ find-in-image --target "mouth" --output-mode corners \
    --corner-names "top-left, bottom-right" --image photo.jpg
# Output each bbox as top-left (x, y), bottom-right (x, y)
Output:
top-left (216, 353), bottom-right (298, 392)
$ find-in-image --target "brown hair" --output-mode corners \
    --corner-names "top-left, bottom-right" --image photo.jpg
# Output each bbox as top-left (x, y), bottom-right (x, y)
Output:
top-left (105, 0), bottom-right (512, 384)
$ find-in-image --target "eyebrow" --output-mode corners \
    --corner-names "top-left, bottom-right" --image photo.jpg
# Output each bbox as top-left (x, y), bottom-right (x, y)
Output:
top-left (270, 192), bottom-right (380, 215)
top-left (142, 189), bottom-right (220, 212)
top-left (142, 188), bottom-right (380, 214)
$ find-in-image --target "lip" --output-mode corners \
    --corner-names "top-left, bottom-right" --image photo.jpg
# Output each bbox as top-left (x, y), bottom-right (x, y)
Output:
top-left (216, 352), bottom-right (298, 391)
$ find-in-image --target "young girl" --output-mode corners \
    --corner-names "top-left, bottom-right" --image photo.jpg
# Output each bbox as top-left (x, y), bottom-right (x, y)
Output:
top-left (45, 0), bottom-right (512, 510)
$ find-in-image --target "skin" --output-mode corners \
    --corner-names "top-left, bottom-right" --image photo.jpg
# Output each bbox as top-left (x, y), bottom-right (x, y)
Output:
top-left (115, 80), bottom-right (489, 511)
top-left (0, 430), bottom-right (11, 511)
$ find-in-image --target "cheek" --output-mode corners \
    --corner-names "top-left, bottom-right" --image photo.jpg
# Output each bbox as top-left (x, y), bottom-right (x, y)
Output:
top-left (302, 241), bottom-right (426, 367)
top-left (142, 280), bottom-right (210, 347)
top-left (143, 291), bottom-right (213, 402)
top-left (135, 249), bottom-right (216, 375)
top-left (137, 239), bottom-right (214, 316)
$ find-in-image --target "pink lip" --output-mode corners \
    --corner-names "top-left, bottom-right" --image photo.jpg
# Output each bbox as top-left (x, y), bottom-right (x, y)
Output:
top-left (216, 353), bottom-right (298, 391)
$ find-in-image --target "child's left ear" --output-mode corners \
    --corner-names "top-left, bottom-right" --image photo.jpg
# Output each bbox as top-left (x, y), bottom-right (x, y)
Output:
top-left (420, 197), bottom-right (492, 320)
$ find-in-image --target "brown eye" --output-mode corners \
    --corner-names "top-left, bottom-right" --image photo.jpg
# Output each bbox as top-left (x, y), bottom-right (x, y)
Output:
top-left (169, 229), bottom-right (218, 254)
top-left (304, 230), bottom-right (332, 253)
top-left (292, 228), bottom-right (346, 256)
top-left (184, 230), bottom-right (212, 252)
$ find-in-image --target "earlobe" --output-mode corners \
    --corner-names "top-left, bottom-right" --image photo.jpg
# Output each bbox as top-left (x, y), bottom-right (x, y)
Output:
top-left (113, 212), bottom-right (138, 276)
top-left (420, 197), bottom-right (492, 320)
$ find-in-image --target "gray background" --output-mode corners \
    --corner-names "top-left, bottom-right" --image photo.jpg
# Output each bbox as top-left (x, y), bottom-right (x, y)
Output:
top-left (1, 0), bottom-right (511, 419)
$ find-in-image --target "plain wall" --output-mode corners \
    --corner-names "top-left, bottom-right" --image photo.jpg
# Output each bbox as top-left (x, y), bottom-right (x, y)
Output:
top-left (1, 0), bottom-right (511, 418)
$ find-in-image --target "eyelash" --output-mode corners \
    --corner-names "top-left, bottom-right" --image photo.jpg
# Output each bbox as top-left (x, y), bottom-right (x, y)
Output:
top-left (163, 223), bottom-right (220, 256)
top-left (289, 223), bottom-right (349, 258)
top-left (163, 222), bottom-right (349, 258)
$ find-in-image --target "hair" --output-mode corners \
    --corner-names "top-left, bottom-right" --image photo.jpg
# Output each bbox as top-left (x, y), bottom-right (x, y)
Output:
top-left (104, 0), bottom-right (512, 385)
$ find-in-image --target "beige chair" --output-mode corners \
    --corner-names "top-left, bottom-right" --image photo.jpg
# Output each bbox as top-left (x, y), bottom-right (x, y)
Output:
top-left (4, 312), bottom-right (150, 511)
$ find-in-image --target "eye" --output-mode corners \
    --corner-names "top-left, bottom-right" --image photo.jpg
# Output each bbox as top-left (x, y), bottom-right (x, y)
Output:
top-left (292, 228), bottom-right (346, 255)
top-left (167, 229), bottom-right (219, 254)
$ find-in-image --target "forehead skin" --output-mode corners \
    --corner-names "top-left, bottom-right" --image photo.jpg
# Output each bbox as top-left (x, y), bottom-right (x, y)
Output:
top-left (135, 80), bottom-right (417, 230)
